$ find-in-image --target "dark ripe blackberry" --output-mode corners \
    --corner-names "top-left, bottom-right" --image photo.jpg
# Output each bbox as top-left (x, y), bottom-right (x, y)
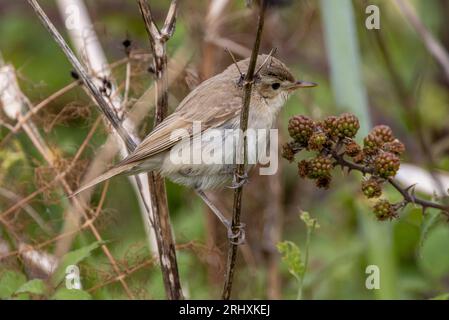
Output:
top-left (374, 152), bottom-right (400, 178)
top-left (345, 140), bottom-right (362, 157)
top-left (363, 133), bottom-right (382, 155)
top-left (373, 199), bottom-right (397, 221)
top-left (316, 176), bottom-right (331, 189)
top-left (308, 132), bottom-right (327, 151)
top-left (361, 177), bottom-right (382, 198)
top-left (288, 115), bottom-right (315, 144)
top-left (382, 139), bottom-right (405, 156)
top-left (298, 160), bottom-right (310, 178)
top-left (281, 142), bottom-right (295, 162)
top-left (335, 113), bottom-right (360, 138)
top-left (370, 125), bottom-right (394, 143)
top-left (308, 156), bottom-right (333, 179)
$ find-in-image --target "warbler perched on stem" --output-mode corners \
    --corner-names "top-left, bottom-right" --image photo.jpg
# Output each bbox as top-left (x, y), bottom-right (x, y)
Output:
top-left (73, 54), bottom-right (316, 241)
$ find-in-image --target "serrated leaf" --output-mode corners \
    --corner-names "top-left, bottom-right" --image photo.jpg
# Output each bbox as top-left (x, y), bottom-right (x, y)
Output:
top-left (15, 279), bottom-right (46, 296)
top-left (52, 241), bottom-right (102, 286)
top-left (0, 270), bottom-right (27, 299)
top-left (277, 241), bottom-right (304, 279)
top-left (418, 209), bottom-right (440, 257)
top-left (51, 288), bottom-right (92, 300)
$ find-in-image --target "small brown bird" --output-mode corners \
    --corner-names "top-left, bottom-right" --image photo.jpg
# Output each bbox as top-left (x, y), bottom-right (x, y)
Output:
top-left (73, 54), bottom-right (316, 241)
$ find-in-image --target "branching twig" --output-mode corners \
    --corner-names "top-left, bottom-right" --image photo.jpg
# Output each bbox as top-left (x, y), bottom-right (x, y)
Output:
top-left (137, 0), bottom-right (183, 300)
top-left (222, 0), bottom-right (267, 300)
top-left (331, 149), bottom-right (449, 216)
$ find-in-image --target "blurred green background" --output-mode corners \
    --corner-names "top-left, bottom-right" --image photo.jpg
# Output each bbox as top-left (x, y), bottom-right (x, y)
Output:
top-left (1, 0), bottom-right (449, 300)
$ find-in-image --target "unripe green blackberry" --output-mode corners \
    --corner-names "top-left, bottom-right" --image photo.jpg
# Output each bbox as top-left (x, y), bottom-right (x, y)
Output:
top-left (363, 133), bottom-right (382, 155)
top-left (316, 176), bottom-right (331, 189)
top-left (370, 125), bottom-right (394, 143)
top-left (308, 156), bottom-right (333, 179)
top-left (288, 115), bottom-right (315, 144)
top-left (382, 139), bottom-right (405, 156)
top-left (361, 177), bottom-right (382, 198)
top-left (281, 142), bottom-right (295, 162)
top-left (321, 115), bottom-right (338, 137)
top-left (374, 152), bottom-right (400, 178)
top-left (335, 113), bottom-right (360, 138)
top-left (298, 160), bottom-right (310, 178)
top-left (345, 140), bottom-right (362, 157)
top-left (308, 132), bottom-right (327, 151)
top-left (373, 199), bottom-right (397, 221)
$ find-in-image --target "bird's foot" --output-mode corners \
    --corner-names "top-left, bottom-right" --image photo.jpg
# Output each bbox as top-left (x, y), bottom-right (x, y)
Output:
top-left (226, 222), bottom-right (246, 245)
top-left (227, 172), bottom-right (249, 189)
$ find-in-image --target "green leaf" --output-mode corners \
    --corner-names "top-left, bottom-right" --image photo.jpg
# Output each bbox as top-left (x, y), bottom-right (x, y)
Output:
top-left (419, 225), bottom-right (449, 278)
top-left (430, 293), bottom-right (449, 300)
top-left (15, 279), bottom-right (46, 296)
top-left (51, 288), bottom-right (92, 300)
top-left (277, 241), bottom-right (304, 280)
top-left (0, 270), bottom-right (27, 299)
top-left (52, 241), bottom-right (102, 286)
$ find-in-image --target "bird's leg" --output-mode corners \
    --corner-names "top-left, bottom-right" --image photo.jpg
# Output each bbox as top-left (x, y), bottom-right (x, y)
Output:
top-left (195, 189), bottom-right (245, 245)
top-left (227, 171), bottom-right (249, 189)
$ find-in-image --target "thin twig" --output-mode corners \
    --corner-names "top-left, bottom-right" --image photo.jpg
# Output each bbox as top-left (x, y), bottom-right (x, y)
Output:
top-left (331, 150), bottom-right (449, 216)
top-left (27, 0), bottom-right (136, 151)
top-left (222, 0), bottom-right (267, 300)
top-left (137, 0), bottom-right (183, 300)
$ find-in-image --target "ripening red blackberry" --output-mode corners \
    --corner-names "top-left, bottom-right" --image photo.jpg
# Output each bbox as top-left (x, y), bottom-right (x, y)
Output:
top-left (382, 139), bottom-right (405, 156)
top-left (316, 176), bottom-right (331, 189)
top-left (361, 177), bottom-right (382, 198)
top-left (288, 115), bottom-right (315, 144)
top-left (373, 199), bottom-right (397, 221)
top-left (321, 115), bottom-right (338, 137)
top-left (374, 152), bottom-right (400, 178)
top-left (370, 125), bottom-right (394, 143)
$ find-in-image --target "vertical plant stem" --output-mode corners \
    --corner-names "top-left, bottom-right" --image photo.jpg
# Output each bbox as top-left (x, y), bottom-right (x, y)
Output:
top-left (222, 0), bottom-right (267, 300)
top-left (137, 0), bottom-right (183, 300)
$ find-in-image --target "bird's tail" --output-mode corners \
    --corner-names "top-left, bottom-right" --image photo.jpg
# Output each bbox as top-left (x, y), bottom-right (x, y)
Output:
top-left (70, 162), bottom-right (137, 198)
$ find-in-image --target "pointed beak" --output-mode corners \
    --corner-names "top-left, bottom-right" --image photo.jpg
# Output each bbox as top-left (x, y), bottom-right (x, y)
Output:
top-left (288, 80), bottom-right (318, 91)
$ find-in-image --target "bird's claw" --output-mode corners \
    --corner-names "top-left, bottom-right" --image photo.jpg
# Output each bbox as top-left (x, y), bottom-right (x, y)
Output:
top-left (227, 172), bottom-right (249, 189)
top-left (226, 222), bottom-right (246, 245)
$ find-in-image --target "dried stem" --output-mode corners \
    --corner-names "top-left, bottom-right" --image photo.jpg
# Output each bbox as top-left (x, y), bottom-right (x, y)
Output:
top-left (222, 0), bottom-right (267, 300)
top-left (137, 0), bottom-right (183, 300)
top-left (27, 0), bottom-right (136, 152)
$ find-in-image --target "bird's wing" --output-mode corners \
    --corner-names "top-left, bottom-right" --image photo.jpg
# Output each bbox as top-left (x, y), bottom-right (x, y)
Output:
top-left (118, 90), bottom-right (242, 166)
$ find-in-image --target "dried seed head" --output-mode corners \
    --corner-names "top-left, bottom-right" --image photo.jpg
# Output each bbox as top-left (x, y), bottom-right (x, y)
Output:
top-left (345, 140), bottom-right (362, 157)
top-left (298, 160), bottom-right (310, 178)
top-left (281, 142), bottom-right (296, 162)
top-left (316, 176), bottom-right (332, 189)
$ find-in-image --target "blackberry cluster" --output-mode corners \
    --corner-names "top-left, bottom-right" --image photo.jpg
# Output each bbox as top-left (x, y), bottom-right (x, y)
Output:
top-left (283, 113), bottom-right (406, 221)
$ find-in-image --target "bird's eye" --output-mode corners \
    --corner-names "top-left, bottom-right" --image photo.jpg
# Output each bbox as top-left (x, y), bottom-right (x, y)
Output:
top-left (271, 83), bottom-right (281, 90)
